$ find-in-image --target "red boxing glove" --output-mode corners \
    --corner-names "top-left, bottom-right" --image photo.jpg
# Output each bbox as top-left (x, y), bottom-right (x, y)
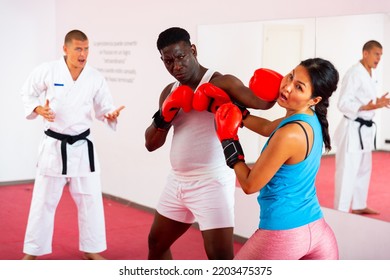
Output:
top-left (153, 85), bottom-right (193, 130)
top-left (193, 83), bottom-right (231, 113)
top-left (215, 103), bottom-right (242, 141)
top-left (215, 103), bottom-right (245, 168)
top-left (249, 68), bottom-right (283, 102)
top-left (162, 85), bottom-right (193, 121)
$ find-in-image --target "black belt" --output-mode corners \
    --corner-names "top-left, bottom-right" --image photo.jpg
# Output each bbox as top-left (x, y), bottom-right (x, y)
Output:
top-left (345, 116), bottom-right (376, 150)
top-left (44, 129), bottom-right (95, 175)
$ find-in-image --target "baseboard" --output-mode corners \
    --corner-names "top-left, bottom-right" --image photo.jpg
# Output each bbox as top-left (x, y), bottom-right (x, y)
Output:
top-left (102, 192), bottom-right (156, 215)
top-left (0, 179), bottom-right (35, 186)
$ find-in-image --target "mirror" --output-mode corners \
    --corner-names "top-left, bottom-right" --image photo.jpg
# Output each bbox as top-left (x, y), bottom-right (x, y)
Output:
top-left (197, 13), bottom-right (389, 222)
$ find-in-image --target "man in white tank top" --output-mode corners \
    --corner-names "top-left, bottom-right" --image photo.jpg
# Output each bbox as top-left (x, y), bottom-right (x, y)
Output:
top-left (145, 27), bottom-right (275, 259)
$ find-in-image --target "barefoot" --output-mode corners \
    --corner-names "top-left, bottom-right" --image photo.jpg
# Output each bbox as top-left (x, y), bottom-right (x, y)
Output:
top-left (351, 207), bottom-right (379, 215)
top-left (83, 252), bottom-right (106, 260)
top-left (22, 254), bottom-right (37, 260)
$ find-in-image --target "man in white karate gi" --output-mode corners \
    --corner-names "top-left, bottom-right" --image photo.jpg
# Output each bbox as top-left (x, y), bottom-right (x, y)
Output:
top-left (21, 30), bottom-right (124, 260)
top-left (334, 40), bottom-right (390, 215)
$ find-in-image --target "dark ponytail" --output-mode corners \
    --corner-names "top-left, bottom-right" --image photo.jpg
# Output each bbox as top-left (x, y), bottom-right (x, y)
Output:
top-left (300, 58), bottom-right (339, 152)
top-left (315, 99), bottom-right (331, 151)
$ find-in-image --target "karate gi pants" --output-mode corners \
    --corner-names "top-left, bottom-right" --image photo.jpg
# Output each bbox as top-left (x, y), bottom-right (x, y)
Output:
top-left (334, 150), bottom-right (372, 212)
top-left (23, 173), bottom-right (107, 256)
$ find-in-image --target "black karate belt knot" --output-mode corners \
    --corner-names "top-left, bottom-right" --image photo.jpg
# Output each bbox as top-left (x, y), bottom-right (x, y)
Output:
top-left (44, 129), bottom-right (95, 175)
top-left (355, 117), bottom-right (374, 128)
top-left (345, 116), bottom-right (376, 150)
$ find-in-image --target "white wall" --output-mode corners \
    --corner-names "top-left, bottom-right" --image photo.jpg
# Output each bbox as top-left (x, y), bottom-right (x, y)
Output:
top-left (1, 0), bottom-right (390, 259)
top-left (0, 0), bottom-right (56, 182)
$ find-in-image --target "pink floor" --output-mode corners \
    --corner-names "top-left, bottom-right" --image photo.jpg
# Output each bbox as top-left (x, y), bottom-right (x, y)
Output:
top-left (1, 151), bottom-right (389, 260)
top-left (316, 151), bottom-right (390, 222)
top-left (0, 183), bottom-right (243, 260)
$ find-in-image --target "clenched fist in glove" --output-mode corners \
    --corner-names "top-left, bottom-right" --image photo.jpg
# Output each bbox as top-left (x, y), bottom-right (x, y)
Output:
top-left (249, 68), bottom-right (283, 102)
top-left (193, 82), bottom-right (231, 113)
top-left (153, 85), bottom-right (193, 131)
top-left (215, 103), bottom-right (245, 168)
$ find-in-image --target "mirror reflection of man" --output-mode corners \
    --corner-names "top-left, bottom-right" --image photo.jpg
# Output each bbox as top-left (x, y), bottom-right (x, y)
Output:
top-left (334, 40), bottom-right (390, 215)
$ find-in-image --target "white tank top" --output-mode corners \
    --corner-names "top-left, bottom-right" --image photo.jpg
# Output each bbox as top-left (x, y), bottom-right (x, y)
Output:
top-left (169, 69), bottom-right (232, 179)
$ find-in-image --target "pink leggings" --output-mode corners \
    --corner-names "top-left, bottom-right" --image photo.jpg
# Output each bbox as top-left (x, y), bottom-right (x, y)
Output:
top-left (234, 218), bottom-right (338, 260)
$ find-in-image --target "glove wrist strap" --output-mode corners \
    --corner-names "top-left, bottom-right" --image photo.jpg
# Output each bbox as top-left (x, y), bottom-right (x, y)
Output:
top-left (152, 109), bottom-right (172, 131)
top-left (221, 139), bottom-right (245, 168)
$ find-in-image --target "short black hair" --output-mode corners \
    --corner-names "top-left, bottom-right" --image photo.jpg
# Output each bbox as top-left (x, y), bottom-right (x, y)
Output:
top-left (362, 40), bottom-right (382, 51)
top-left (64, 30), bottom-right (88, 45)
top-left (157, 27), bottom-right (191, 51)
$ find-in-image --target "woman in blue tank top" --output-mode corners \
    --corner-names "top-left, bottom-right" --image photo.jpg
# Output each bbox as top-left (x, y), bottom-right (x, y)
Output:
top-left (216, 58), bottom-right (339, 259)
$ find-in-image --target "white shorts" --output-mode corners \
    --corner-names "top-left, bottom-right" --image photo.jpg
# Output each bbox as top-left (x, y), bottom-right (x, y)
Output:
top-left (156, 172), bottom-right (236, 231)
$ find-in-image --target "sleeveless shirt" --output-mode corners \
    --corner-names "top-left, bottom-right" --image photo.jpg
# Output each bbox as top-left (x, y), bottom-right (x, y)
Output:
top-left (169, 69), bottom-right (232, 179)
top-left (258, 112), bottom-right (323, 230)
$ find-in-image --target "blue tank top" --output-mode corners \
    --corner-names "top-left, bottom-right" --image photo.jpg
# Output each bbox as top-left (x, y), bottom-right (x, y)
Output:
top-left (258, 112), bottom-right (323, 230)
